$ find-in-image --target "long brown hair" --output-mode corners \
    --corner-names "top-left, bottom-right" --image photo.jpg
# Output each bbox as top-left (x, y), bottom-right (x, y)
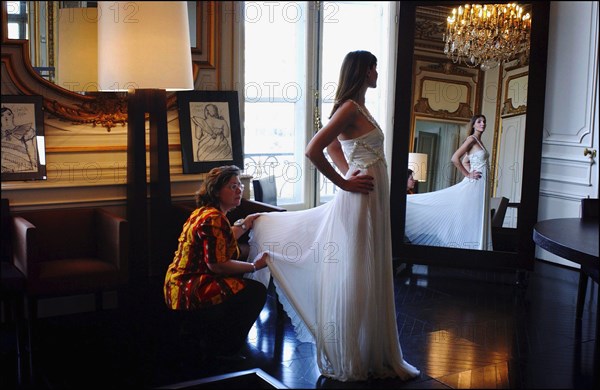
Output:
top-left (467, 114), bottom-right (486, 136)
top-left (194, 165), bottom-right (241, 208)
top-left (329, 50), bottom-right (377, 119)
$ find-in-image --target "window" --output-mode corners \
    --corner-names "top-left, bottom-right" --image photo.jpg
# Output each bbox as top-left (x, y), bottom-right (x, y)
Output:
top-left (243, 2), bottom-right (308, 207)
top-left (6, 1), bottom-right (28, 39)
top-left (243, 1), bottom-right (397, 209)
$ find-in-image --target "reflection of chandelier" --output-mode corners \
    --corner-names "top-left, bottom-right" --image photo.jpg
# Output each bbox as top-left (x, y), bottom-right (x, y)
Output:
top-left (443, 3), bottom-right (531, 71)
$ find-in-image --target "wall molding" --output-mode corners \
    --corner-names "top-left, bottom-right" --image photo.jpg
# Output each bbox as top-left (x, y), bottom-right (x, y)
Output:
top-left (543, 2), bottom-right (598, 146)
top-left (540, 154), bottom-right (593, 186)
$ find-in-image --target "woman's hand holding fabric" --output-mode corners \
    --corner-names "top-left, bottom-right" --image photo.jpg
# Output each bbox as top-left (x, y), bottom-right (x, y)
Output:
top-left (252, 251), bottom-right (269, 270)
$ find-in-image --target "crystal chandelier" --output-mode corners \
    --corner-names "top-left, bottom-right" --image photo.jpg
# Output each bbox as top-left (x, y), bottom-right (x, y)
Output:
top-left (443, 3), bottom-right (531, 71)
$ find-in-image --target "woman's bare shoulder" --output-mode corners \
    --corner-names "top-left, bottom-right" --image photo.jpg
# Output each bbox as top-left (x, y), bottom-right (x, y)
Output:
top-left (334, 100), bottom-right (360, 118)
top-left (463, 135), bottom-right (478, 145)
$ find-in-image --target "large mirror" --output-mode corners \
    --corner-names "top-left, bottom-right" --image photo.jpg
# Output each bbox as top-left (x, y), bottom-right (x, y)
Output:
top-left (1, 1), bottom-right (212, 131)
top-left (404, 4), bottom-right (530, 252)
top-left (391, 2), bottom-right (549, 272)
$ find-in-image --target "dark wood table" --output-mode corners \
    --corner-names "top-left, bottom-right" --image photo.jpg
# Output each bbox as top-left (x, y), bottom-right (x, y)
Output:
top-left (534, 217), bottom-right (599, 387)
top-left (533, 218), bottom-right (599, 320)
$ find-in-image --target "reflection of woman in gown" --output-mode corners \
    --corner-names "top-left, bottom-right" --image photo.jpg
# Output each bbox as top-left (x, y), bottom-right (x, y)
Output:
top-left (405, 114), bottom-right (492, 250)
top-left (192, 104), bottom-right (232, 162)
top-left (247, 51), bottom-right (420, 382)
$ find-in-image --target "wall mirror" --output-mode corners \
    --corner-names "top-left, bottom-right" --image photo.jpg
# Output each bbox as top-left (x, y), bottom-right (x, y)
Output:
top-left (391, 1), bottom-right (549, 272)
top-left (1, 1), bottom-right (213, 131)
top-left (406, 4), bottom-right (528, 252)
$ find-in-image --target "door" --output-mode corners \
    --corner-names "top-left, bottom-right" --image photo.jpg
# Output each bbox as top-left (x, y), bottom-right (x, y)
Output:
top-left (496, 114), bottom-right (526, 228)
top-left (537, 2), bottom-right (599, 266)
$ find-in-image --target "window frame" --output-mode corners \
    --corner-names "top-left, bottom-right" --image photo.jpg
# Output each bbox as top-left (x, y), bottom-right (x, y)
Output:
top-left (237, 1), bottom-right (399, 210)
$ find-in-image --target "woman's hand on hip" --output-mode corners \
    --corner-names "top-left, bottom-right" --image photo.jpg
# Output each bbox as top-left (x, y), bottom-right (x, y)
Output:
top-left (344, 170), bottom-right (374, 194)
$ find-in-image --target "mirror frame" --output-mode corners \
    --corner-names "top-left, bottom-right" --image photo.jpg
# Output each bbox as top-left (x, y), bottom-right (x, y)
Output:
top-left (390, 1), bottom-right (549, 272)
top-left (0, 1), bottom-right (208, 131)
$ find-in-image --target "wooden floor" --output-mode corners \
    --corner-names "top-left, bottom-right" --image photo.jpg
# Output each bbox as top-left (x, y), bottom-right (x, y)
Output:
top-left (1, 259), bottom-right (597, 389)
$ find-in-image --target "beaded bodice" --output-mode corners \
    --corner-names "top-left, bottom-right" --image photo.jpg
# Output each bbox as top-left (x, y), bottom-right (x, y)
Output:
top-left (339, 101), bottom-right (386, 169)
top-left (467, 135), bottom-right (489, 173)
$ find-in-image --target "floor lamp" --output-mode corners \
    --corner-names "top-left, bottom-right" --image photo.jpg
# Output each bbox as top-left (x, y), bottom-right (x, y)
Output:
top-left (97, 2), bottom-right (194, 284)
top-left (56, 7), bottom-right (98, 93)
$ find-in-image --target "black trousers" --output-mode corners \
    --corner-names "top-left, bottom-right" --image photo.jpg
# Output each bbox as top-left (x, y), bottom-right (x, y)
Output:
top-left (181, 278), bottom-right (267, 355)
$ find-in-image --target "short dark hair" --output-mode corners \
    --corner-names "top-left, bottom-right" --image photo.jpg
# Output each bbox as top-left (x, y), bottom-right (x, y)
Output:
top-left (195, 165), bottom-right (241, 208)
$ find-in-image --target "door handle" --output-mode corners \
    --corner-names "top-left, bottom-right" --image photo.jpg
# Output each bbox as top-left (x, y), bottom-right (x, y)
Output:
top-left (583, 147), bottom-right (596, 158)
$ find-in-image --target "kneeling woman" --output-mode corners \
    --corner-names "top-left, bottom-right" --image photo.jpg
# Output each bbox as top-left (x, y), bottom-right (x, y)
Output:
top-left (164, 165), bottom-right (269, 357)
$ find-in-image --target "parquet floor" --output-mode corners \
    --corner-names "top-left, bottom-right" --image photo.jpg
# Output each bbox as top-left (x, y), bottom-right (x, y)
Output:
top-left (1, 259), bottom-right (597, 389)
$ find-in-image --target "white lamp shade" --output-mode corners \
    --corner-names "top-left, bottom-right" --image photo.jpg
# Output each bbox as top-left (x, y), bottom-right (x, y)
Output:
top-left (408, 152), bottom-right (428, 182)
top-left (57, 8), bottom-right (98, 92)
top-left (97, 1), bottom-right (194, 91)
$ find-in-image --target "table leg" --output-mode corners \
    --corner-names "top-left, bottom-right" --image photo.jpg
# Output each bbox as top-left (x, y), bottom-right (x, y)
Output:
top-left (576, 272), bottom-right (588, 319)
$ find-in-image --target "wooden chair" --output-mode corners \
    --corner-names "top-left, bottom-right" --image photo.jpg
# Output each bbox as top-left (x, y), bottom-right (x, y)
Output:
top-left (490, 196), bottom-right (509, 228)
top-left (252, 176), bottom-right (278, 206)
top-left (489, 197), bottom-right (519, 252)
top-left (581, 197), bottom-right (598, 220)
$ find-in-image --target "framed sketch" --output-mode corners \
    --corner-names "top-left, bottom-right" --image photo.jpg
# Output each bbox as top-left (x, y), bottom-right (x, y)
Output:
top-left (177, 90), bottom-right (243, 173)
top-left (1, 95), bottom-right (47, 181)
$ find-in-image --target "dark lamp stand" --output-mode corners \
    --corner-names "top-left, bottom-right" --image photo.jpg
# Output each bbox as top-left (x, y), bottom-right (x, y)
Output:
top-left (126, 88), bottom-right (172, 284)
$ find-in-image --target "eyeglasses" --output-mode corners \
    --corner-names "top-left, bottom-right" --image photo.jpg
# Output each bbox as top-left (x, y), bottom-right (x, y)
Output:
top-left (227, 183), bottom-right (245, 192)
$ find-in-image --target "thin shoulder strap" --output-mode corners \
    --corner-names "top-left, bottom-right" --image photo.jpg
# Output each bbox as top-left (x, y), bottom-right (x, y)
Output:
top-left (469, 135), bottom-right (485, 150)
top-left (347, 99), bottom-right (379, 129)
top-left (348, 99), bottom-right (362, 112)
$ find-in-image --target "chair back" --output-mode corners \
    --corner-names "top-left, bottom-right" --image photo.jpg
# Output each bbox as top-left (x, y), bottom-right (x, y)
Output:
top-left (14, 208), bottom-right (98, 261)
top-left (490, 196), bottom-right (509, 228)
top-left (1, 199), bottom-right (10, 264)
top-left (253, 176), bottom-right (278, 206)
top-left (581, 198), bottom-right (599, 219)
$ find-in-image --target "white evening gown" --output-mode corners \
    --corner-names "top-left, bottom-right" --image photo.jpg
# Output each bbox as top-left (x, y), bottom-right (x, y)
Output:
top-left (405, 136), bottom-right (492, 250)
top-left (247, 102), bottom-right (420, 382)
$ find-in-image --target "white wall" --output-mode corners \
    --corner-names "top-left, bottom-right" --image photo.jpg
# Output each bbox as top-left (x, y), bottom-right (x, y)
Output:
top-left (537, 1), bottom-right (599, 266)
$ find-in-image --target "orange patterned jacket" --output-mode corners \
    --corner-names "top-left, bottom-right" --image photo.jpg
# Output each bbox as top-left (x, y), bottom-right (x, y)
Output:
top-left (164, 206), bottom-right (245, 309)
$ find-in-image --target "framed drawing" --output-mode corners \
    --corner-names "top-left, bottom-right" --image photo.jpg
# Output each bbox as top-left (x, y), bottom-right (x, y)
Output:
top-left (1, 95), bottom-right (47, 181)
top-left (177, 90), bottom-right (243, 173)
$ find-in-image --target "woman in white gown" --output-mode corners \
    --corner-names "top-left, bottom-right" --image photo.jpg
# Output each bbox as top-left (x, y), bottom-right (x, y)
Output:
top-left (405, 114), bottom-right (492, 250)
top-left (247, 51), bottom-right (420, 382)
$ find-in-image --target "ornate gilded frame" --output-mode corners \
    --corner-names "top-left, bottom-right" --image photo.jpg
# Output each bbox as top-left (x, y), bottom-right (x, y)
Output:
top-left (0, 1), bottom-right (216, 131)
top-left (501, 71), bottom-right (529, 117)
top-left (409, 55), bottom-right (483, 151)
